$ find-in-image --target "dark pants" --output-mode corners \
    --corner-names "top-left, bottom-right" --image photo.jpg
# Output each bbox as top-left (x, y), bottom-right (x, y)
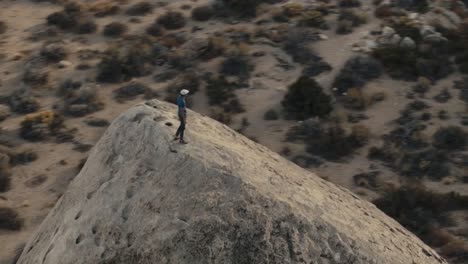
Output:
top-left (175, 114), bottom-right (185, 140)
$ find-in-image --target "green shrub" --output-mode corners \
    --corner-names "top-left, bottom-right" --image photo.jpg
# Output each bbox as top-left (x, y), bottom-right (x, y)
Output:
top-left (282, 76), bottom-right (332, 120)
top-left (0, 207), bottom-right (23, 230)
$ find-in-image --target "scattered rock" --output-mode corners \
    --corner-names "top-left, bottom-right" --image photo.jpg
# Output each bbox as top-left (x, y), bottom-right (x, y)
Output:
top-left (58, 60), bottom-right (72, 69)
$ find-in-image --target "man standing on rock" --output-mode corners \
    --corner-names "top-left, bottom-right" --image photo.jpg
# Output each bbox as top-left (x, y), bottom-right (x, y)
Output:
top-left (174, 89), bottom-right (189, 144)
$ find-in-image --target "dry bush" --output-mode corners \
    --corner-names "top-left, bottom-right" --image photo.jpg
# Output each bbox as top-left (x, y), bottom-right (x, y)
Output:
top-left (88, 2), bottom-right (120, 17)
top-left (433, 126), bottom-right (467, 150)
top-left (394, 0), bottom-right (429, 12)
top-left (192, 5), bottom-right (215, 21)
top-left (0, 207), bottom-right (23, 230)
top-left (304, 123), bottom-right (369, 161)
top-left (10, 243), bottom-right (25, 264)
top-left (40, 43), bottom-right (66, 63)
top-left (264, 109), bottom-right (279, 120)
top-left (8, 89), bottom-right (40, 114)
top-left (146, 23), bottom-right (164, 37)
top-left (333, 56), bottom-right (382, 95)
top-left (125, 1), bottom-right (153, 16)
top-left (353, 171), bottom-right (380, 189)
top-left (167, 49), bottom-right (193, 70)
top-left (84, 117), bottom-right (109, 127)
top-left (46, 3), bottom-right (97, 34)
top-left (0, 153), bottom-right (11, 193)
top-left (282, 3), bottom-right (304, 17)
top-left (160, 33), bottom-right (186, 49)
top-left (282, 28), bottom-right (320, 64)
top-left (61, 86), bottom-right (104, 117)
top-left (103, 22), bottom-right (127, 37)
top-left (374, 185), bottom-right (468, 260)
top-left (19, 111), bottom-right (64, 141)
top-left (440, 240), bottom-right (468, 262)
top-left (114, 82), bottom-right (150, 102)
top-left (157, 11), bottom-right (186, 30)
top-left (220, 55), bottom-right (252, 80)
top-left (342, 88), bottom-right (369, 110)
top-left (219, 0), bottom-right (267, 17)
top-left (339, 0), bottom-right (362, 8)
top-left (337, 10), bottom-right (367, 34)
top-left (10, 151), bottom-right (38, 166)
top-left (47, 10), bottom-right (78, 30)
top-left (336, 20), bottom-right (353, 34)
top-left (97, 38), bottom-right (155, 83)
top-left (205, 76), bottom-right (236, 106)
top-left (298, 10), bottom-right (328, 29)
top-left (76, 20), bottom-right (98, 34)
top-left (0, 21), bottom-right (7, 34)
top-left (372, 45), bottom-right (453, 81)
top-left (167, 71), bottom-right (201, 96)
top-left (199, 36), bottom-right (227, 61)
top-left (23, 57), bottom-right (48, 87)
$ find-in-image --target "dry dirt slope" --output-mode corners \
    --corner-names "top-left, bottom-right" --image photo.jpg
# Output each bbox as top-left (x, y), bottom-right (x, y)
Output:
top-left (17, 100), bottom-right (445, 264)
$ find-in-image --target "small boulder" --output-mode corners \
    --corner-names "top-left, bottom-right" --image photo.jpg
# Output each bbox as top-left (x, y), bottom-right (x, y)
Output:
top-left (58, 60), bottom-right (72, 69)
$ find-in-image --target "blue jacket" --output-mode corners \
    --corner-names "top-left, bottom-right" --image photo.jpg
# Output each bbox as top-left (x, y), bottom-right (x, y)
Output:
top-left (177, 95), bottom-right (186, 116)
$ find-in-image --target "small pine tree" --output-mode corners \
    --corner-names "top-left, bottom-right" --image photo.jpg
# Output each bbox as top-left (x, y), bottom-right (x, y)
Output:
top-left (282, 76), bottom-right (333, 120)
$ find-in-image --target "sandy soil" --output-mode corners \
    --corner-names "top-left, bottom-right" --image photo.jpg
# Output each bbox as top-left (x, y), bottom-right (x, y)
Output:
top-left (0, 0), bottom-right (467, 262)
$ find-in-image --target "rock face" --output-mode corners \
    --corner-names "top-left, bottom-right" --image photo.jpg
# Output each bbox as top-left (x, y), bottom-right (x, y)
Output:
top-left (18, 100), bottom-right (446, 264)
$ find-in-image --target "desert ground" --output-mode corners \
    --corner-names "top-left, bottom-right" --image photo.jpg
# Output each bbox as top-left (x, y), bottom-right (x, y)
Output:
top-left (0, 0), bottom-right (468, 263)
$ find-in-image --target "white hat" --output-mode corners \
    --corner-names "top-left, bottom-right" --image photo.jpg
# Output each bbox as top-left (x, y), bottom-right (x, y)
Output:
top-left (180, 89), bottom-right (190, 95)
